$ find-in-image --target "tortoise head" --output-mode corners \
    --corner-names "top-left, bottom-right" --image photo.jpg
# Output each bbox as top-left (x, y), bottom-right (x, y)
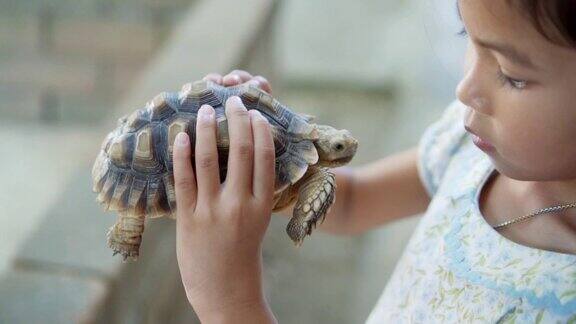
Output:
top-left (312, 124), bottom-right (358, 167)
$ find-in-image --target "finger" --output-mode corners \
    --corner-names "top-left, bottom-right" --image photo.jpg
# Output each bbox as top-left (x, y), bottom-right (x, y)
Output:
top-left (195, 104), bottom-right (220, 200)
top-left (222, 74), bottom-right (242, 86)
top-left (228, 69), bottom-right (254, 82)
top-left (253, 75), bottom-right (272, 94)
top-left (173, 132), bottom-right (197, 210)
top-left (202, 73), bottom-right (223, 84)
top-left (250, 110), bottom-right (275, 200)
top-left (222, 70), bottom-right (253, 86)
top-left (224, 96), bottom-right (253, 196)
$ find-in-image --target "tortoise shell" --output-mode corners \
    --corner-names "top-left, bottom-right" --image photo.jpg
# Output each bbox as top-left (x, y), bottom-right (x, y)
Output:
top-left (92, 80), bottom-right (319, 219)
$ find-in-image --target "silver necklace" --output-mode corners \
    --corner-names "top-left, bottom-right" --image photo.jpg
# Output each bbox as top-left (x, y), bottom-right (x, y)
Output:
top-left (492, 202), bottom-right (576, 230)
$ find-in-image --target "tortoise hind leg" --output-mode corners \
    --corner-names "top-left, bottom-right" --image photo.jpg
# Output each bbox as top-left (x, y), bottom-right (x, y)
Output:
top-left (286, 166), bottom-right (336, 246)
top-left (107, 211), bottom-right (145, 261)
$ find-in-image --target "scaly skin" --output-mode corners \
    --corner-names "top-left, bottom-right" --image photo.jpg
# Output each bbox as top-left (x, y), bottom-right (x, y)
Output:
top-left (107, 212), bottom-right (145, 260)
top-left (286, 166), bottom-right (336, 245)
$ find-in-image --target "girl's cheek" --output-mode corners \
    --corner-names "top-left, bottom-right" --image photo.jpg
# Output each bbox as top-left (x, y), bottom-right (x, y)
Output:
top-left (502, 117), bottom-right (547, 162)
top-left (490, 113), bottom-right (524, 154)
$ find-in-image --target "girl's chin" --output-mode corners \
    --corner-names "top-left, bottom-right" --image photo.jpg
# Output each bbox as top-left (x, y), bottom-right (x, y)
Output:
top-left (487, 156), bottom-right (532, 182)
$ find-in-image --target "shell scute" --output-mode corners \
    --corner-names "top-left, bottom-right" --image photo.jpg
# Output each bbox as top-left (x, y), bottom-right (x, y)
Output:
top-left (109, 173), bottom-right (133, 211)
top-left (125, 109), bottom-right (148, 132)
top-left (146, 178), bottom-right (171, 218)
top-left (163, 173), bottom-right (176, 216)
top-left (108, 133), bottom-right (135, 168)
top-left (180, 80), bottom-right (223, 109)
top-left (97, 170), bottom-right (119, 210)
top-left (127, 177), bottom-right (148, 217)
top-left (167, 118), bottom-right (190, 157)
top-left (239, 86), bottom-right (262, 109)
top-left (149, 92), bottom-right (178, 121)
top-left (132, 126), bottom-right (164, 173)
top-left (92, 154), bottom-right (109, 192)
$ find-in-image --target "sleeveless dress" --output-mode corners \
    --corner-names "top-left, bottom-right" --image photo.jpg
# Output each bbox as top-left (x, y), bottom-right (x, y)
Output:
top-left (365, 100), bottom-right (576, 323)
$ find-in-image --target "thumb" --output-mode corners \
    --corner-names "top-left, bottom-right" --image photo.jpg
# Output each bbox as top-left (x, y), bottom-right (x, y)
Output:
top-left (173, 132), bottom-right (197, 211)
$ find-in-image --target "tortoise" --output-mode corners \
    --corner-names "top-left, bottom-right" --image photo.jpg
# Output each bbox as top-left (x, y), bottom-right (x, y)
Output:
top-left (92, 80), bottom-right (358, 260)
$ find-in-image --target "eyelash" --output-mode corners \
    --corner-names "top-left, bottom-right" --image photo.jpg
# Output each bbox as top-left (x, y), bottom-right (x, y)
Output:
top-left (458, 27), bottom-right (528, 91)
top-left (497, 69), bottom-right (527, 90)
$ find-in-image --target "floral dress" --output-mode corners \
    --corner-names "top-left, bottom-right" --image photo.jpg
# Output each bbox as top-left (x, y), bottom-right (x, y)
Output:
top-left (365, 100), bottom-right (576, 323)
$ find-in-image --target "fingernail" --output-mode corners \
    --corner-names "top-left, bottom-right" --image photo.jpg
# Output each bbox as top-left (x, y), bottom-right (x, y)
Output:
top-left (247, 79), bottom-right (260, 87)
top-left (175, 132), bottom-right (189, 146)
top-left (233, 75), bottom-right (241, 82)
top-left (228, 96), bottom-right (246, 111)
top-left (250, 109), bottom-right (266, 121)
top-left (199, 105), bottom-right (214, 121)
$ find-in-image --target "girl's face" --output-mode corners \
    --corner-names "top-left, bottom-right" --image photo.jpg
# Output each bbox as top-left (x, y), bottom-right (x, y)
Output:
top-left (456, 0), bottom-right (576, 181)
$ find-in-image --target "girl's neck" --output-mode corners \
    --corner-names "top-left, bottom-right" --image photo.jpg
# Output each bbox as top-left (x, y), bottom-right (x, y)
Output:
top-left (521, 177), bottom-right (576, 206)
top-left (482, 172), bottom-right (576, 254)
top-left (504, 173), bottom-right (576, 231)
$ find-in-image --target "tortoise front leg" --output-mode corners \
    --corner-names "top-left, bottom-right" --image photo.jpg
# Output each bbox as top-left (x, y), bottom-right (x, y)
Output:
top-left (107, 211), bottom-right (145, 260)
top-left (286, 166), bottom-right (336, 246)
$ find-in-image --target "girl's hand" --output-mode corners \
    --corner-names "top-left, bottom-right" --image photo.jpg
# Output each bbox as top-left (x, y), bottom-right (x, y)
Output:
top-left (203, 70), bottom-right (273, 94)
top-left (173, 96), bottom-right (277, 323)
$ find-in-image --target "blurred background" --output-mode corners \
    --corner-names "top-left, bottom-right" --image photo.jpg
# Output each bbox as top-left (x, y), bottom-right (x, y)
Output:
top-left (0, 0), bottom-right (466, 322)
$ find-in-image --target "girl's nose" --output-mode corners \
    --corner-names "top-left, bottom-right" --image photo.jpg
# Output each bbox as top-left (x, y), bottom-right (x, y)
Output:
top-left (455, 44), bottom-right (491, 114)
top-left (456, 76), bottom-right (488, 112)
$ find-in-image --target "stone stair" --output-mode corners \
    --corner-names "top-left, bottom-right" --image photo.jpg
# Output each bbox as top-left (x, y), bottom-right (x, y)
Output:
top-left (0, 1), bottom-right (279, 322)
top-left (0, 0), bottom-right (196, 124)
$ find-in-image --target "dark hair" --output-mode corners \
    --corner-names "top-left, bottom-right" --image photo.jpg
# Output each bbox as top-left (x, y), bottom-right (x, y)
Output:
top-left (457, 1), bottom-right (576, 48)
top-left (508, 0), bottom-right (576, 47)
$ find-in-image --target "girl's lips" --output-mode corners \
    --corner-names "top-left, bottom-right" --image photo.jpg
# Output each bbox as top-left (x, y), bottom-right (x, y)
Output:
top-left (465, 126), bottom-right (495, 152)
top-left (471, 134), bottom-right (495, 152)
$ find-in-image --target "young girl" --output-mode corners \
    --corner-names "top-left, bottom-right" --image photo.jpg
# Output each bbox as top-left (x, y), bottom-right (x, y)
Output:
top-left (172, 0), bottom-right (576, 322)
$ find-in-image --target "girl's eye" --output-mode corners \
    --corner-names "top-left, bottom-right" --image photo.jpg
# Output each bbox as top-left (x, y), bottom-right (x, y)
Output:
top-left (497, 69), bottom-right (528, 90)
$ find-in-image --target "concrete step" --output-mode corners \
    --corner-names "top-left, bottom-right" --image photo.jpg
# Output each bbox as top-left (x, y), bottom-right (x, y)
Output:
top-left (0, 270), bottom-right (106, 324)
top-left (0, 54), bottom-right (145, 123)
top-left (0, 15), bottom-right (158, 64)
top-left (0, 56), bottom-right (99, 93)
top-left (0, 83), bottom-right (118, 124)
top-left (0, 122), bottom-right (101, 276)
top-left (0, 0), bottom-right (280, 322)
top-left (50, 19), bottom-right (158, 61)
